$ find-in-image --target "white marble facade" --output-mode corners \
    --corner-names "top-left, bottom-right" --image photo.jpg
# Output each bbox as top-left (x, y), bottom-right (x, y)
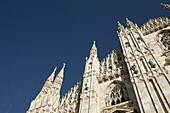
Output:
top-left (27, 3), bottom-right (170, 113)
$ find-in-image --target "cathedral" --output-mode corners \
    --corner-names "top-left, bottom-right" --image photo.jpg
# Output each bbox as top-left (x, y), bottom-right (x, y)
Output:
top-left (27, 3), bottom-right (170, 113)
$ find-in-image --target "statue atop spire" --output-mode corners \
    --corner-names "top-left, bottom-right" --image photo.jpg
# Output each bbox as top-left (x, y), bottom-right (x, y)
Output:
top-left (90, 41), bottom-right (98, 58)
top-left (126, 18), bottom-right (135, 29)
top-left (117, 21), bottom-right (125, 33)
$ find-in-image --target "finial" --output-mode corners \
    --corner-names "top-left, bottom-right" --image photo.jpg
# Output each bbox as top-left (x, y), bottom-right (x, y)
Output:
top-left (126, 18), bottom-right (130, 24)
top-left (85, 57), bottom-right (88, 60)
top-left (126, 18), bottom-right (135, 28)
top-left (161, 3), bottom-right (170, 13)
top-left (117, 21), bottom-right (121, 26)
top-left (117, 21), bottom-right (125, 32)
top-left (112, 50), bottom-right (114, 53)
top-left (54, 63), bottom-right (66, 80)
top-left (91, 41), bottom-right (97, 49)
top-left (126, 18), bottom-right (129, 21)
top-left (89, 41), bottom-right (97, 58)
top-left (54, 67), bottom-right (57, 72)
top-left (63, 62), bottom-right (66, 67)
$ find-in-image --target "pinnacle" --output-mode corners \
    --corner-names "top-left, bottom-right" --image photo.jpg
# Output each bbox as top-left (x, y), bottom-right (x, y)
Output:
top-left (117, 21), bottom-right (125, 32)
top-left (53, 67), bottom-right (57, 72)
top-left (50, 67), bottom-right (57, 79)
top-left (117, 21), bottom-right (121, 26)
top-left (126, 18), bottom-right (135, 28)
top-left (126, 18), bottom-right (132, 24)
top-left (56, 63), bottom-right (66, 79)
top-left (91, 41), bottom-right (97, 50)
top-left (63, 63), bottom-right (66, 67)
top-left (89, 41), bottom-right (98, 58)
top-left (126, 18), bottom-right (129, 21)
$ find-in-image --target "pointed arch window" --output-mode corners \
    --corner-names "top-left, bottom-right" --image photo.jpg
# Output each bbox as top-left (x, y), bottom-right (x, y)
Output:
top-left (110, 85), bottom-right (127, 105)
top-left (105, 83), bottom-right (129, 107)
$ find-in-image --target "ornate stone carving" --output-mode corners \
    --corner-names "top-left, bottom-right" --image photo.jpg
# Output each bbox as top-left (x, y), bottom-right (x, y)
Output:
top-left (140, 17), bottom-right (170, 35)
top-left (148, 59), bottom-right (156, 68)
top-left (130, 64), bottom-right (138, 74)
top-left (157, 30), bottom-right (170, 51)
top-left (105, 82), bottom-right (129, 107)
top-left (160, 33), bottom-right (170, 50)
top-left (97, 48), bottom-right (125, 83)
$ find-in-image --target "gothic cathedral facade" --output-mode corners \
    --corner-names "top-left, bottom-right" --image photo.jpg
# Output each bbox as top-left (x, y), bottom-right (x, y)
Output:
top-left (27, 3), bottom-right (170, 113)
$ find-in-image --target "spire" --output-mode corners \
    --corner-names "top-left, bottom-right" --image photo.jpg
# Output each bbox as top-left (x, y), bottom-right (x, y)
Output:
top-left (126, 18), bottom-right (135, 29)
top-left (92, 41), bottom-right (97, 50)
top-left (161, 3), bottom-right (170, 13)
top-left (117, 21), bottom-right (125, 33)
top-left (89, 41), bottom-right (98, 58)
top-left (56, 63), bottom-right (66, 79)
top-left (44, 67), bottom-right (57, 87)
top-left (52, 63), bottom-right (66, 91)
top-left (40, 67), bottom-right (57, 94)
top-left (53, 63), bottom-right (66, 86)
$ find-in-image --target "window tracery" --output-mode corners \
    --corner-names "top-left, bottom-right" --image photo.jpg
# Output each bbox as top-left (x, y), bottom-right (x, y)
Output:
top-left (105, 83), bottom-right (129, 107)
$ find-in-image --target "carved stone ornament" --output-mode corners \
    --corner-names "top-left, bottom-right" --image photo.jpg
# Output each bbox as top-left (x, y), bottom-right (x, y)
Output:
top-left (140, 17), bottom-right (170, 35)
top-left (157, 29), bottom-right (170, 65)
top-left (105, 82), bottom-right (129, 108)
top-left (159, 32), bottom-right (170, 51)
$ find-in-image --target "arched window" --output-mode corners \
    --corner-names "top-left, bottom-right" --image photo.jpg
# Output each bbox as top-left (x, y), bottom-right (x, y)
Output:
top-left (105, 83), bottom-right (129, 107)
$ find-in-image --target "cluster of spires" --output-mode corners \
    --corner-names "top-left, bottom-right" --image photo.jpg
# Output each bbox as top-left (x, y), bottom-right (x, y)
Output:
top-left (28, 61), bottom-right (83, 113)
top-left (97, 48), bottom-right (124, 83)
top-left (117, 16), bottom-right (170, 37)
top-left (28, 63), bottom-right (66, 112)
top-left (140, 17), bottom-right (170, 35)
top-left (42, 63), bottom-right (65, 91)
top-left (27, 3), bottom-right (170, 112)
top-left (58, 82), bottom-right (81, 112)
top-left (117, 18), bottom-right (139, 34)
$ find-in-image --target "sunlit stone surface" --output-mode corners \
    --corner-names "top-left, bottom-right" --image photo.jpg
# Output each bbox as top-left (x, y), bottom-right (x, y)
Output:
top-left (27, 4), bottom-right (170, 113)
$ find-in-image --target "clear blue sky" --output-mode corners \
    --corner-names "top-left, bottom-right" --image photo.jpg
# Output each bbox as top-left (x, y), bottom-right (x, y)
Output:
top-left (0, 0), bottom-right (169, 113)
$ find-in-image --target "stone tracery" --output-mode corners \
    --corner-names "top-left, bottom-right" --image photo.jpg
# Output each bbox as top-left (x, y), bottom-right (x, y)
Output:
top-left (105, 82), bottom-right (129, 107)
